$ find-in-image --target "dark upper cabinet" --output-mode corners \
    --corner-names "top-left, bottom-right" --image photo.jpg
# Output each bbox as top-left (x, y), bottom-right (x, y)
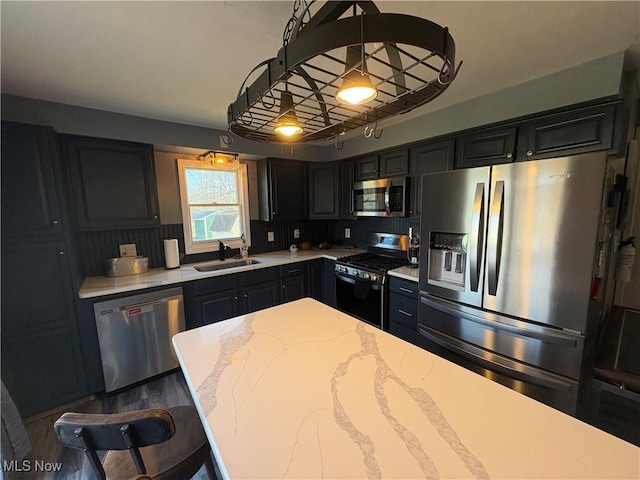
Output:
top-left (455, 126), bottom-right (517, 169)
top-left (63, 135), bottom-right (159, 230)
top-left (354, 155), bottom-right (379, 181)
top-left (1, 242), bottom-right (87, 417)
top-left (258, 158), bottom-right (307, 221)
top-left (339, 160), bottom-right (356, 219)
top-left (379, 149), bottom-right (409, 177)
top-left (309, 163), bottom-right (340, 219)
top-left (409, 139), bottom-right (454, 217)
top-left (1, 122), bottom-right (64, 241)
top-left (517, 103), bottom-right (617, 161)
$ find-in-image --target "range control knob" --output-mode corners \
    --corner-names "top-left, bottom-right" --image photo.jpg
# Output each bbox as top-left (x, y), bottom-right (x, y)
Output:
top-left (362, 272), bottom-right (370, 280)
top-left (369, 274), bottom-right (378, 282)
top-left (352, 269), bottom-right (359, 278)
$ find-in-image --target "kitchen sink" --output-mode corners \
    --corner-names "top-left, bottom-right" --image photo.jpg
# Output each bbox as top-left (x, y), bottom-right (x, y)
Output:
top-left (194, 259), bottom-right (260, 272)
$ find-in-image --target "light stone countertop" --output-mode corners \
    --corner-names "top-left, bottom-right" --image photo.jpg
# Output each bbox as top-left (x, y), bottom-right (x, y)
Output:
top-left (173, 298), bottom-right (639, 480)
top-left (388, 265), bottom-right (420, 282)
top-left (78, 247), bottom-right (362, 299)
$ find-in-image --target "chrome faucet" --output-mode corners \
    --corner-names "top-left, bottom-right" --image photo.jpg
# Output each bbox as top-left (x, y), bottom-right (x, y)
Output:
top-left (218, 241), bottom-right (230, 261)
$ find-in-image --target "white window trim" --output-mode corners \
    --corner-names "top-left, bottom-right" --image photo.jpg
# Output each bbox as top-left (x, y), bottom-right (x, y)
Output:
top-left (177, 159), bottom-right (251, 255)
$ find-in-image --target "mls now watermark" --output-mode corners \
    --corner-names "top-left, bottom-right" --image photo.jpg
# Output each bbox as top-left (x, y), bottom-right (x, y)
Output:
top-left (3, 460), bottom-right (63, 473)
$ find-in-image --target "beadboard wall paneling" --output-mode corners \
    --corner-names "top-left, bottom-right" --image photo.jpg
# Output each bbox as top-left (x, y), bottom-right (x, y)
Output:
top-left (78, 217), bottom-right (416, 277)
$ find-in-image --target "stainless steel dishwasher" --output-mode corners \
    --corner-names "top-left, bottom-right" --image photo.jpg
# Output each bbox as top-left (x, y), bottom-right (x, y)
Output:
top-left (94, 287), bottom-right (185, 392)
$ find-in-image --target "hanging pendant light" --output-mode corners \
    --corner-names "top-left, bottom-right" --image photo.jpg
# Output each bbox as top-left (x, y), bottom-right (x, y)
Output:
top-left (335, 45), bottom-right (378, 105)
top-left (274, 89), bottom-right (303, 137)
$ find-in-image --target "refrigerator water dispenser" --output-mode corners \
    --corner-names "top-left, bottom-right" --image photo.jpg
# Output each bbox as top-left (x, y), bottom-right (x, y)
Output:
top-left (427, 232), bottom-right (467, 291)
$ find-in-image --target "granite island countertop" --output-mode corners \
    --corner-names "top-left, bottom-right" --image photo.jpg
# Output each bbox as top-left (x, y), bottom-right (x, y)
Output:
top-left (79, 247), bottom-right (363, 299)
top-left (173, 298), bottom-right (639, 480)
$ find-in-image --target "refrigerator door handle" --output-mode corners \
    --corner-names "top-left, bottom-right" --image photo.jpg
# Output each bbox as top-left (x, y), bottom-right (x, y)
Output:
top-left (487, 180), bottom-right (505, 296)
top-left (418, 325), bottom-right (574, 393)
top-left (469, 183), bottom-right (485, 292)
top-left (420, 294), bottom-right (579, 347)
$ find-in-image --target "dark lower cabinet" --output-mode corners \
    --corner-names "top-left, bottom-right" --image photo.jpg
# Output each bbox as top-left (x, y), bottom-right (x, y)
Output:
top-left (281, 275), bottom-right (306, 303)
top-left (279, 262), bottom-right (307, 304)
top-left (388, 276), bottom-right (419, 345)
top-left (196, 289), bottom-right (240, 325)
top-left (242, 281), bottom-right (280, 313)
top-left (323, 259), bottom-right (336, 307)
top-left (1, 242), bottom-right (87, 417)
top-left (309, 260), bottom-right (324, 302)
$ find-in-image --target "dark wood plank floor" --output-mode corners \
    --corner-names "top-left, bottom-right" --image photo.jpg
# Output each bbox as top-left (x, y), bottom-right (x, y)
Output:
top-left (17, 371), bottom-right (216, 480)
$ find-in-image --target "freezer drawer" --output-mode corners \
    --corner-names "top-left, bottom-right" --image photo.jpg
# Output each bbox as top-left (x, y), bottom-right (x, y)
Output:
top-left (94, 287), bottom-right (185, 392)
top-left (417, 322), bottom-right (579, 415)
top-left (419, 294), bottom-right (585, 380)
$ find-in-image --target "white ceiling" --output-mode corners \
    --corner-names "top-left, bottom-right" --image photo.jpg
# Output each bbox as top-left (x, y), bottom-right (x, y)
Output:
top-left (2, 1), bottom-right (639, 134)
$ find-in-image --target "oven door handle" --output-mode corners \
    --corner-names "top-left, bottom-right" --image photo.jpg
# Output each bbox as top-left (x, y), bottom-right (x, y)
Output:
top-left (418, 325), bottom-right (574, 393)
top-left (336, 273), bottom-right (357, 284)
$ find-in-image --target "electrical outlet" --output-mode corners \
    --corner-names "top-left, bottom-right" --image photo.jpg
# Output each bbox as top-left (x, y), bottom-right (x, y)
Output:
top-left (267, 231), bottom-right (275, 242)
top-left (119, 243), bottom-right (137, 257)
top-left (294, 229), bottom-right (300, 239)
top-left (344, 228), bottom-right (351, 239)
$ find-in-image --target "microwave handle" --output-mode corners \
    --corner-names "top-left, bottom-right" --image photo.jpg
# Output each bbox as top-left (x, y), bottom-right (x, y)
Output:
top-left (384, 181), bottom-right (391, 215)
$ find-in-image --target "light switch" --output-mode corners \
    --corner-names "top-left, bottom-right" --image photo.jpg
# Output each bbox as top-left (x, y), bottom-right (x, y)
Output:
top-left (294, 229), bottom-right (300, 239)
top-left (267, 231), bottom-right (275, 242)
top-left (345, 228), bottom-right (351, 239)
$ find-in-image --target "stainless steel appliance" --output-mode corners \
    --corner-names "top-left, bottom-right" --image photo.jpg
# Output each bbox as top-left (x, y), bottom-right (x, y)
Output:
top-left (94, 287), bottom-right (185, 392)
top-left (418, 153), bottom-right (619, 414)
top-left (353, 177), bottom-right (408, 217)
top-left (335, 232), bottom-right (409, 329)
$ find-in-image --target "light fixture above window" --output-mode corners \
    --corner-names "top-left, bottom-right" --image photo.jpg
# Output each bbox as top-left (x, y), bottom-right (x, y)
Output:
top-left (228, 0), bottom-right (461, 143)
top-left (197, 151), bottom-right (240, 170)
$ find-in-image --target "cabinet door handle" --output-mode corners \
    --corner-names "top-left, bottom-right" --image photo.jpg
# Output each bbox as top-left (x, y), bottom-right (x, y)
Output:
top-left (398, 287), bottom-right (414, 294)
top-left (527, 150), bottom-right (534, 157)
top-left (153, 215), bottom-right (158, 219)
top-left (58, 251), bottom-right (65, 255)
top-left (282, 285), bottom-right (286, 289)
top-left (53, 220), bottom-right (59, 225)
top-left (506, 153), bottom-right (513, 159)
top-left (287, 269), bottom-right (301, 274)
top-left (244, 294), bottom-right (248, 298)
top-left (398, 309), bottom-right (413, 317)
top-left (234, 296), bottom-right (238, 301)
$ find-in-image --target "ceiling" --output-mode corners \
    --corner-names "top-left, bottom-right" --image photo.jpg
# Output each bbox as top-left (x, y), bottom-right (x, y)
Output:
top-left (2, 1), bottom-right (639, 138)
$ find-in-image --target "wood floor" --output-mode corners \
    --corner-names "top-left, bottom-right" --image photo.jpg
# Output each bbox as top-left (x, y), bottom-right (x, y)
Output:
top-left (16, 370), bottom-right (217, 480)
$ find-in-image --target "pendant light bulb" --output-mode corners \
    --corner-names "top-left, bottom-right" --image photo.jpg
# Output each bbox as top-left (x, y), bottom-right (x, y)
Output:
top-left (274, 90), bottom-right (303, 138)
top-left (335, 45), bottom-right (378, 105)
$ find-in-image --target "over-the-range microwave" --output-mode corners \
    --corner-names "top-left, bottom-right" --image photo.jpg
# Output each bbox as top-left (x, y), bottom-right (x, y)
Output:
top-left (353, 176), bottom-right (408, 217)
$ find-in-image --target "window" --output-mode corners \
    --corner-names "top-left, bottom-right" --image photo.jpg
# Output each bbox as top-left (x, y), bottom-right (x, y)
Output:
top-left (177, 159), bottom-right (251, 254)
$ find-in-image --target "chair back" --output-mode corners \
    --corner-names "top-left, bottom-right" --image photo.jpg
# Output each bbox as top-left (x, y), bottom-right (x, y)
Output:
top-left (54, 408), bottom-right (176, 478)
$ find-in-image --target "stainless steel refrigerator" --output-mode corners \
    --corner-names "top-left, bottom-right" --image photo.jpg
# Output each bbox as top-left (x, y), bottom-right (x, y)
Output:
top-left (417, 152), bottom-right (619, 414)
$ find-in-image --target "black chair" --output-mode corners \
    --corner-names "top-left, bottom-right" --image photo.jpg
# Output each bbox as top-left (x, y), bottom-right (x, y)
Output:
top-left (54, 405), bottom-right (217, 480)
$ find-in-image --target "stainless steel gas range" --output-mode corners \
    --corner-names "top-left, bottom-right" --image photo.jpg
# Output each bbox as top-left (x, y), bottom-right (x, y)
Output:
top-left (335, 232), bottom-right (410, 330)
